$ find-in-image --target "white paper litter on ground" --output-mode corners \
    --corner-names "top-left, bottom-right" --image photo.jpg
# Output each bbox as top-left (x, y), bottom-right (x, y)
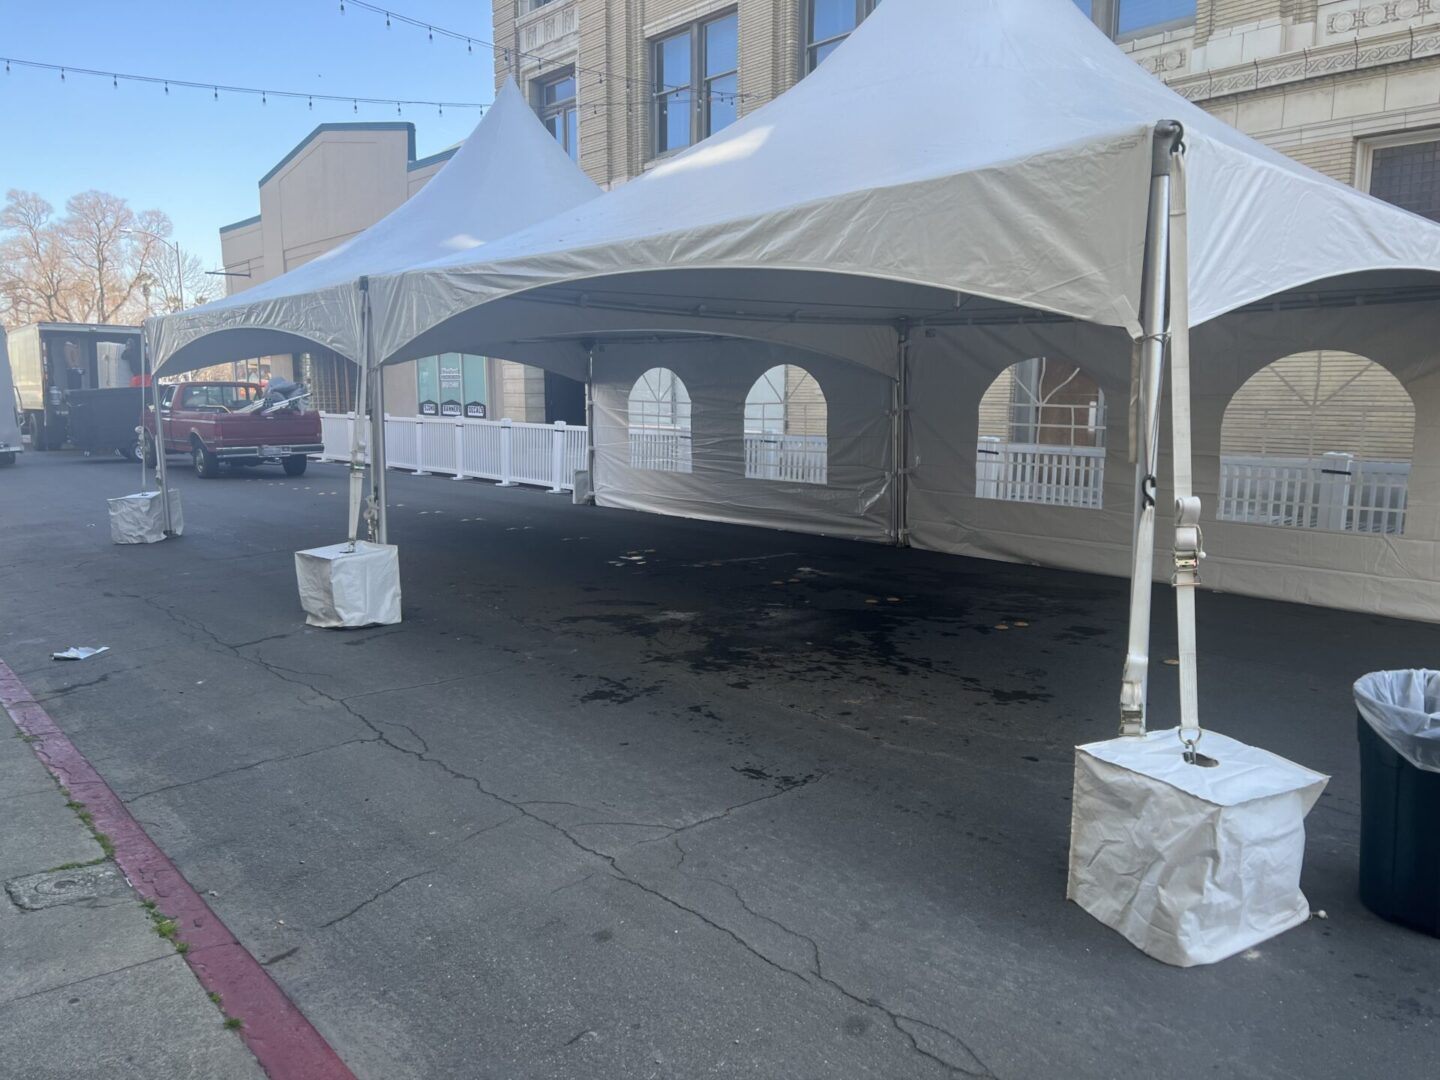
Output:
top-left (294, 541), bottom-right (401, 628)
top-left (52, 647), bottom-right (110, 661)
top-left (1068, 728), bottom-right (1328, 967)
top-left (1354, 670), bottom-right (1440, 773)
top-left (108, 491), bottom-right (184, 544)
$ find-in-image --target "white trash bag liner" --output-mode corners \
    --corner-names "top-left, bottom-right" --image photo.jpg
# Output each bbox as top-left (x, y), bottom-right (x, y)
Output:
top-left (1068, 728), bottom-right (1328, 967)
top-left (294, 541), bottom-right (401, 628)
top-left (1354, 670), bottom-right (1440, 774)
top-left (108, 491), bottom-right (184, 544)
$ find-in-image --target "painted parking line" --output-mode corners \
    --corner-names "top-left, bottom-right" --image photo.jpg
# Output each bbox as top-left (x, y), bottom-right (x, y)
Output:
top-left (0, 657), bottom-right (355, 1080)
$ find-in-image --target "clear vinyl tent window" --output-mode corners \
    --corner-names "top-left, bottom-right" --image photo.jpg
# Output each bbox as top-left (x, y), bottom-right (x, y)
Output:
top-left (1218, 351), bottom-right (1414, 535)
top-left (975, 358), bottom-right (1106, 509)
top-left (744, 365), bottom-right (828, 484)
top-left (628, 367), bottom-right (693, 473)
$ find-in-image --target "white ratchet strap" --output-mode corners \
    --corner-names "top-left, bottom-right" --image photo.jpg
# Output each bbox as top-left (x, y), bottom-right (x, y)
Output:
top-left (1168, 148), bottom-right (1205, 757)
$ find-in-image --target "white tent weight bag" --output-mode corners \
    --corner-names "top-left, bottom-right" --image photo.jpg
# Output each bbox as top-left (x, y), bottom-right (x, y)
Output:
top-left (1068, 729), bottom-right (1328, 967)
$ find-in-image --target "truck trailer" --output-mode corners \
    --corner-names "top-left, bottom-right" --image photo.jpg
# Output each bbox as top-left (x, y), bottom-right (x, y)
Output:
top-left (0, 327), bottom-right (22, 466)
top-left (6, 322), bottom-right (145, 455)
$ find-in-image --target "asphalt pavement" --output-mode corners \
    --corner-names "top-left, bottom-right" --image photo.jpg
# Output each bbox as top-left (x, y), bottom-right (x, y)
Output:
top-left (2, 448), bottom-right (1438, 1079)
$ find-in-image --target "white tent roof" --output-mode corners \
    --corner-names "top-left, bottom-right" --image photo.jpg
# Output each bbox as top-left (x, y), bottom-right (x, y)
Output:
top-left (150, 79), bottom-right (600, 375)
top-left (371, 0), bottom-right (1440, 366)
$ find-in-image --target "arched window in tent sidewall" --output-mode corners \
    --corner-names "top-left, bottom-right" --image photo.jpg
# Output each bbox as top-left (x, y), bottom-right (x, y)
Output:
top-left (743, 365), bottom-right (828, 485)
top-left (1218, 351), bottom-right (1414, 536)
top-left (975, 358), bottom-right (1107, 509)
top-left (628, 367), bottom-right (693, 473)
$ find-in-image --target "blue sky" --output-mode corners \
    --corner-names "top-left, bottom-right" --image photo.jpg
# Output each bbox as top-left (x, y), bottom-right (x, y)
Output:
top-left (4, 1), bottom-right (496, 270)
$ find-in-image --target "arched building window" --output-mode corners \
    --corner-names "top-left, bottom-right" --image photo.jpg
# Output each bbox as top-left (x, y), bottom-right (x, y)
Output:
top-left (1219, 351), bottom-right (1413, 534)
top-left (628, 367), bottom-right (692, 472)
top-left (744, 365), bottom-right (828, 484)
top-left (975, 358), bottom-right (1106, 508)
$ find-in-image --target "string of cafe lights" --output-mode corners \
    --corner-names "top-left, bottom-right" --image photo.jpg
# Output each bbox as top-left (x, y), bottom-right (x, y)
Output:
top-left (337, 0), bottom-right (755, 107)
top-left (0, 56), bottom-right (488, 116)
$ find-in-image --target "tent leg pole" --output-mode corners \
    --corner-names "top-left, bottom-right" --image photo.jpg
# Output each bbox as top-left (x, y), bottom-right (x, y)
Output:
top-left (585, 343), bottom-right (596, 495)
top-left (892, 321), bottom-right (910, 546)
top-left (144, 333), bottom-right (174, 535)
top-left (371, 362), bottom-right (389, 544)
top-left (1119, 122), bottom-right (1183, 738)
top-left (347, 281), bottom-right (371, 548)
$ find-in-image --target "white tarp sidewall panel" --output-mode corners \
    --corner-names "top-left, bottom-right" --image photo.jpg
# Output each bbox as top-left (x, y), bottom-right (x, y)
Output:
top-left (591, 342), bottom-right (895, 541)
top-left (904, 301), bottom-right (1440, 621)
top-left (905, 319), bottom-right (1138, 577)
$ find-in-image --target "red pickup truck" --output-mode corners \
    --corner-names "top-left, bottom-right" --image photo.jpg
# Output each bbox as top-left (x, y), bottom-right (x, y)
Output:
top-left (142, 381), bottom-right (322, 478)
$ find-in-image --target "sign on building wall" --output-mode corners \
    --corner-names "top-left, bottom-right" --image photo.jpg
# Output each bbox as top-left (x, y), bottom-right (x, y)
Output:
top-left (439, 354), bottom-right (463, 417)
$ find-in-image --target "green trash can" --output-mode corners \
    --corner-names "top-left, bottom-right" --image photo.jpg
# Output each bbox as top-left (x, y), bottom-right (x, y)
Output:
top-left (1354, 671), bottom-right (1440, 937)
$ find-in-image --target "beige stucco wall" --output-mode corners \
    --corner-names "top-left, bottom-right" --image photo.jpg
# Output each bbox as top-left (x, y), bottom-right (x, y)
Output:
top-left (217, 125), bottom-right (549, 419)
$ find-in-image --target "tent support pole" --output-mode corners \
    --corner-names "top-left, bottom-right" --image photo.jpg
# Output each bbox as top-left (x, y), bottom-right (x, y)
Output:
top-left (892, 320), bottom-right (910, 546)
top-left (144, 332), bottom-right (175, 536)
top-left (1119, 121), bottom-right (1184, 738)
top-left (371, 352), bottom-right (389, 545)
top-left (347, 279), bottom-right (372, 549)
top-left (584, 341), bottom-right (596, 494)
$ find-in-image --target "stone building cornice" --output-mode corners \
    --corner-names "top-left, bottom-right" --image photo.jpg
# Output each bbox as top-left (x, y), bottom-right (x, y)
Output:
top-left (1161, 24), bottom-right (1440, 102)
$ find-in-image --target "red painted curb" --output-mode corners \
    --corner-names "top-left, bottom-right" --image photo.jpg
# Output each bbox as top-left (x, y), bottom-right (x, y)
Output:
top-left (0, 658), bottom-right (357, 1080)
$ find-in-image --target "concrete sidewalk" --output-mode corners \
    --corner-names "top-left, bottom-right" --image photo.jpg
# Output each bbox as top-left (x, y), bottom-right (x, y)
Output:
top-left (0, 723), bottom-right (263, 1080)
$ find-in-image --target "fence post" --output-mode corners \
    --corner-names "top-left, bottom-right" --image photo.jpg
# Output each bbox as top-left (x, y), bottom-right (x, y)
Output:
top-left (412, 418), bottom-right (431, 477)
top-left (1317, 451), bottom-right (1355, 532)
top-left (451, 420), bottom-right (467, 480)
top-left (976, 436), bottom-right (1002, 499)
top-left (549, 421), bottom-right (568, 493)
top-left (496, 418), bottom-right (517, 487)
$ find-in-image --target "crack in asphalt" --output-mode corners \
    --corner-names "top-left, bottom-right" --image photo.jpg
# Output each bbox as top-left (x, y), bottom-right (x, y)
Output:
top-left (317, 868), bottom-right (439, 930)
top-left (124, 737), bottom-right (377, 803)
top-left (113, 592), bottom-right (990, 1077)
top-left (261, 945), bottom-right (301, 966)
top-left (704, 876), bottom-right (996, 1078)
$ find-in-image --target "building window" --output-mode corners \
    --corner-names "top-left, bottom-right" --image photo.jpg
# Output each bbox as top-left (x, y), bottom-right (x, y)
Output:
top-left (1363, 133), bottom-right (1440, 224)
top-left (807, 0), bottom-right (880, 71)
top-left (536, 71), bottom-right (578, 161)
top-left (744, 365), bottom-right (828, 484)
top-left (1081, 1), bottom-right (1195, 38)
top-left (652, 11), bottom-right (738, 156)
top-left (416, 353), bottom-right (488, 418)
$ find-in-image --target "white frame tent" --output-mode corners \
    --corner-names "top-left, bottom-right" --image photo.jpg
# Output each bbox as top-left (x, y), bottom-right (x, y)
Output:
top-left (145, 79), bottom-right (600, 541)
top-left (360, 0), bottom-right (1440, 735)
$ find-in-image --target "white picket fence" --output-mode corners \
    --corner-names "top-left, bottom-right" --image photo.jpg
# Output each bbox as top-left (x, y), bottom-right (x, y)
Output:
top-left (1219, 452), bottom-right (1409, 535)
top-left (320, 413), bottom-right (588, 492)
top-left (745, 433), bottom-right (828, 484)
top-left (628, 429), bottom-right (693, 473)
top-left (975, 438), bottom-right (1106, 509)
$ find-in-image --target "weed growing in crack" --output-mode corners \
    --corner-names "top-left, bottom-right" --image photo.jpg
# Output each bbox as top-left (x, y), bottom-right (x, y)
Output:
top-left (61, 799), bottom-right (116, 860)
top-left (145, 907), bottom-right (190, 955)
top-left (224, 1016), bottom-right (243, 1030)
top-left (208, 991), bottom-right (222, 1005)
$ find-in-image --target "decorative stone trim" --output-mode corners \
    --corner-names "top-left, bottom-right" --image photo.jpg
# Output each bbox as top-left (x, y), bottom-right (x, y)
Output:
top-left (1328, 1), bottom-right (1435, 35)
top-left (1169, 25), bottom-right (1440, 100)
